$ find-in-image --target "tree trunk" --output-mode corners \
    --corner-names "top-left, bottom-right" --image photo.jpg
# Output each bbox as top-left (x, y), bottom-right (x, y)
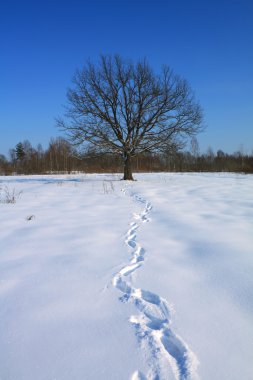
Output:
top-left (123, 153), bottom-right (134, 180)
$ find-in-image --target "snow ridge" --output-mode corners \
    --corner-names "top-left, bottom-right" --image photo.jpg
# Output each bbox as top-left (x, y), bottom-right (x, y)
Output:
top-left (113, 188), bottom-right (199, 380)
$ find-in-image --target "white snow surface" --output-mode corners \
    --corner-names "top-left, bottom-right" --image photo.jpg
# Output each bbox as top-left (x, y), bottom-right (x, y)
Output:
top-left (0, 173), bottom-right (253, 380)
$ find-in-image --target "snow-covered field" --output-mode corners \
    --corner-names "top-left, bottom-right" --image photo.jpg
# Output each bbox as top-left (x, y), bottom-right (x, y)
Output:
top-left (0, 173), bottom-right (253, 380)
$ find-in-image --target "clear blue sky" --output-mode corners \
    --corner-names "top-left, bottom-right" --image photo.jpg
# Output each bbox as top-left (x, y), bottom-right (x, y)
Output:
top-left (1, 0), bottom-right (252, 157)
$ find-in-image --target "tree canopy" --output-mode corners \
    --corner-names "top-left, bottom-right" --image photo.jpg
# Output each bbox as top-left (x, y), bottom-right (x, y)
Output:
top-left (57, 55), bottom-right (204, 179)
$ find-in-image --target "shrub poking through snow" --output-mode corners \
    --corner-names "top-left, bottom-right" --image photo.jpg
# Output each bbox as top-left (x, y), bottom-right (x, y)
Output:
top-left (0, 185), bottom-right (22, 204)
top-left (26, 215), bottom-right (35, 221)
top-left (102, 180), bottom-right (115, 194)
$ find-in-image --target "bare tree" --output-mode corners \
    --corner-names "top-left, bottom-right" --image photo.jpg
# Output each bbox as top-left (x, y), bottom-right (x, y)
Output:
top-left (46, 137), bottom-right (73, 173)
top-left (57, 55), bottom-right (203, 179)
top-left (190, 137), bottom-right (200, 158)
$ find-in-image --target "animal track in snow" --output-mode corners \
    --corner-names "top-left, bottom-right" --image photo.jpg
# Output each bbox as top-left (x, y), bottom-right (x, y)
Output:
top-left (113, 188), bottom-right (199, 380)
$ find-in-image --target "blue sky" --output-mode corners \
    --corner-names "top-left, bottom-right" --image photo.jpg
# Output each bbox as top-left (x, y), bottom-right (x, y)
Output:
top-left (1, 0), bottom-right (252, 157)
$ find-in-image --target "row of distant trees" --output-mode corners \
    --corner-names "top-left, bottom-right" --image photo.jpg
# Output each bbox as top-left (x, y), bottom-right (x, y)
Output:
top-left (0, 137), bottom-right (252, 175)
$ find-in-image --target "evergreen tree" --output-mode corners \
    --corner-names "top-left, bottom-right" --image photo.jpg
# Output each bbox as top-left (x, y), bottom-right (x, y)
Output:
top-left (15, 142), bottom-right (25, 161)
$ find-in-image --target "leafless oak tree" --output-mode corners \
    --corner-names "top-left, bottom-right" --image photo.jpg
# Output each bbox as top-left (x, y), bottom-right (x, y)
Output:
top-left (57, 55), bottom-right (203, 180)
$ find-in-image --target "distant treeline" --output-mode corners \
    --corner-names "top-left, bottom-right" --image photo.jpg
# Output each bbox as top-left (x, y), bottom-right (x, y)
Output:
top-left (0, 137), bottom-right (252, 175)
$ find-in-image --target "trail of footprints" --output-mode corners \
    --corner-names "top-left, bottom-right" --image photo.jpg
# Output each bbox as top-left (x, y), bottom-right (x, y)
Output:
top-left (113, 189), bottom-right (199, 380)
